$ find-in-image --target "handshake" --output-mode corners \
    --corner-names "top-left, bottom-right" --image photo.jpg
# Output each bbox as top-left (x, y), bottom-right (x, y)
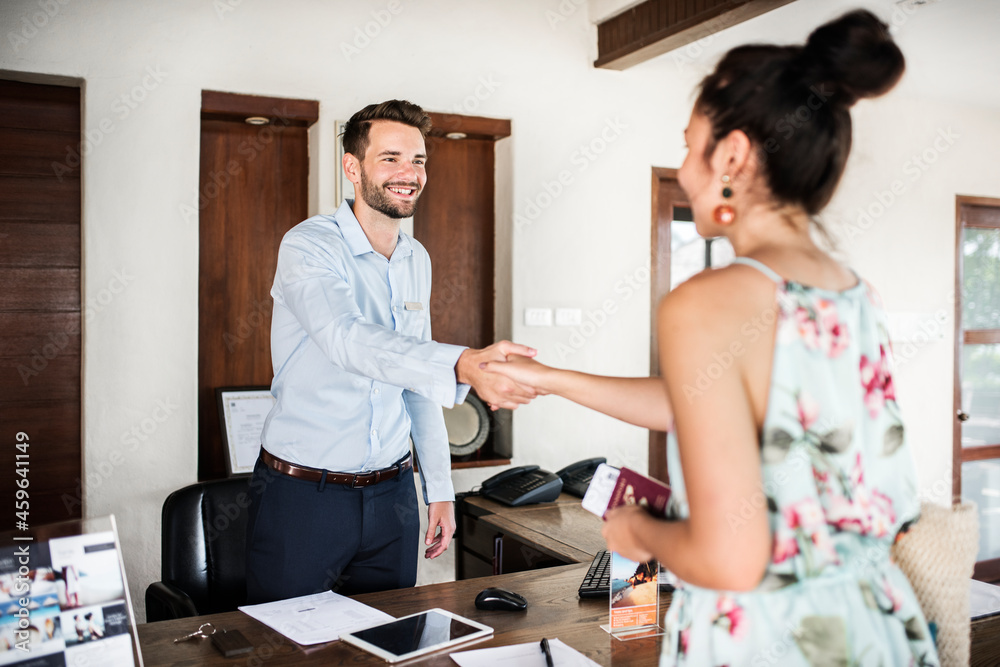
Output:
top-left (455, 341), bottom-right (550, 411)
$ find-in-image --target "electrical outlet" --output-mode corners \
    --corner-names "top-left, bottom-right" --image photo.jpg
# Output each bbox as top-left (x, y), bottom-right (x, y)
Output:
top-left (524, 308), bottom-right (553, 327)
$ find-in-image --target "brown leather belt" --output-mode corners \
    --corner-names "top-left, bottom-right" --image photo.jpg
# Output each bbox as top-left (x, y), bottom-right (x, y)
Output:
top-left (260, 449), bottom-right (412, 488)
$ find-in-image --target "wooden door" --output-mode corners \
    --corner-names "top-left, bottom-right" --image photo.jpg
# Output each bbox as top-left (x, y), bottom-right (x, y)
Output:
top-left (954, 195), bottom-right (1000, 581)
top-left (649, 168), bottom-right (686, 482)
top-left (413, 113), bottom-right (511, 466)
top-left (0, 79), bottom-right (82, 528)
top-left (197, 92), bottom-right (317, 480)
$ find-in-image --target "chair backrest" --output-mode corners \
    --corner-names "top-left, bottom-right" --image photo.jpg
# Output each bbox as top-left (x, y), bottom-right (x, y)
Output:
top-left (160, 477), bottom-right (251, 615)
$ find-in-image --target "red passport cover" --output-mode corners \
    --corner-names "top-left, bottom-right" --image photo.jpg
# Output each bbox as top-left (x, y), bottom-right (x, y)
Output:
top-left (605, 466), bottom-right (671, 518)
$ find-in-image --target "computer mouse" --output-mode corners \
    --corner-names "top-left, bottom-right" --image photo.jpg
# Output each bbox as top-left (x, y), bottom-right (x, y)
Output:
top-left (474, 587), bottom-right (527, 611)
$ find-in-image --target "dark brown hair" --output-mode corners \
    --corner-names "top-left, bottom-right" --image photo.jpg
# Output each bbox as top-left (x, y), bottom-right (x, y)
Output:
top-left (696, 9), bottom-right (905, 215)
top-left (341, 100), bottom-right (432, 160)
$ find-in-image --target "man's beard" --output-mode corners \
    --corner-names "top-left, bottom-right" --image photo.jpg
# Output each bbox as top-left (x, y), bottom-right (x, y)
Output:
top-left (359, 166), bottom-right (421, 219)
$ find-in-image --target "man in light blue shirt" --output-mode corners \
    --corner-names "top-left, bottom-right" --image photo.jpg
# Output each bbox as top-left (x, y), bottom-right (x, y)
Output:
top-left (245, 100), bottom-right (536, 603)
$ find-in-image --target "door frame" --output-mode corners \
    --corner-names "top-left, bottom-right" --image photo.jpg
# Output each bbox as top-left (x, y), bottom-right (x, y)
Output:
top-left (954, 194), bottom-right (1000, 581)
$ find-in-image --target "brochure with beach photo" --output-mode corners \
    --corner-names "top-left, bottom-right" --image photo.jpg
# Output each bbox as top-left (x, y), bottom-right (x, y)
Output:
top-left (0, 517), bottom-right (140, 667)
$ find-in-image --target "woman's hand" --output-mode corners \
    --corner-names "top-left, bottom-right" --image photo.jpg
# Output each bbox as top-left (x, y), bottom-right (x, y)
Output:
top-left (481, 354), bottom-right (553, 396)
top-left (602, 505), bottom-right (654, 563)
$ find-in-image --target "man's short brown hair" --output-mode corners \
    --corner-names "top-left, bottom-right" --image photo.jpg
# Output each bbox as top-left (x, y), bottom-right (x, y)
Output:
top-left (341, 100), bottom-right (432, 160)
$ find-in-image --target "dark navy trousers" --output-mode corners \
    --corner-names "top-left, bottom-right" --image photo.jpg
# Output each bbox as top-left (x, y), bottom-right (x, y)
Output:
top-left (245, 457), bottom-right (420, 604)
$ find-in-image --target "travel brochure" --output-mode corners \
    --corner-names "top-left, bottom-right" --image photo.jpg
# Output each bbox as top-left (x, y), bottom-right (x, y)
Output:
top-left (583, 464), bottom-right (670, 637)
top-left (0, 523), bottom-right (138, 667)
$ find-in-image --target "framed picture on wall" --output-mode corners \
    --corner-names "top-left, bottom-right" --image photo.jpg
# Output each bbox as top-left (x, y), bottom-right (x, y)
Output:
top-left (216, 386), bottom-right (274, 475)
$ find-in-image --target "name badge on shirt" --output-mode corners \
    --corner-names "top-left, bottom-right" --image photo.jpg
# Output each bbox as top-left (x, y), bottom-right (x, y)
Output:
top-left (404, 302), bottom-right (424, 311)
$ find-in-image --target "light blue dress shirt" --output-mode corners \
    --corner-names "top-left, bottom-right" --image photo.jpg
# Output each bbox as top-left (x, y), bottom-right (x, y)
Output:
top-left (262, 200), bottom-right (469, 503)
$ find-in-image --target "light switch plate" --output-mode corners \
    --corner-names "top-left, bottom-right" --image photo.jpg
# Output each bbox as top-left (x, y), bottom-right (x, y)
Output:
top-left (555, 308), bottom-right (582, 326)
top-left (524, 308), bottom-right (553, 327)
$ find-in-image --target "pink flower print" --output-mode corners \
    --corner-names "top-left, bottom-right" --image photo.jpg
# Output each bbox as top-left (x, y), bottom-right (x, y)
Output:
top-left (797, 392), bottom-right (820, 431)
top-left (860, 346), bottom-right (896, 418)
top-left (881, 578), bottom-right (903, 613)
top-left (772, 530), bottom-right (799, 564)
top-left (679, 627), bottom-right (690, 655)
top-left (816, 299), bottom-right (850, 358)
top-left (826, 493), bottom-right (865, 533)
top-left (795, 307), bottom-right (821, 350)
top-left (714, 596), bottom-right (747, 640)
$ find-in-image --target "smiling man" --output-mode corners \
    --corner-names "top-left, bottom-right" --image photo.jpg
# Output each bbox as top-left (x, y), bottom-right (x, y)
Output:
top-left (245, 100), bottom-right (537, 603)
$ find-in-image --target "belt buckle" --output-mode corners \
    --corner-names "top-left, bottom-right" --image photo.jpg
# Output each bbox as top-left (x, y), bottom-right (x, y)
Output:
top-left (350, 473), bottom-right (361, 489)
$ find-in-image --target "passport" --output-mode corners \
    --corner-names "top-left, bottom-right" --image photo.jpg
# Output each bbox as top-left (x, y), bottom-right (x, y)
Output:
top-left (581, 464), bottom-right (671, 519)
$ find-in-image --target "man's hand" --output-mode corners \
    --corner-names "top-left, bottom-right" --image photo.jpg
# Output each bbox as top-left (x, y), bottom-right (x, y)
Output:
top-left (456, 341), bottom-right (538, 410)
top-left (425, 501), bottom-right (456, 559)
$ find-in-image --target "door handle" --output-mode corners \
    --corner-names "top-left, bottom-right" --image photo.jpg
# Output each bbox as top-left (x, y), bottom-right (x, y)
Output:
top-left (957, 410), bottom-right (970, 422)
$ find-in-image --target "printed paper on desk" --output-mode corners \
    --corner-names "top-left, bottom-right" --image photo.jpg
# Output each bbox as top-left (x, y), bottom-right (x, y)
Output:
top-left (581, 463), bottom-right (620, 518)
top-left (238, 591), bottom-right (393, 645)
top-left (450, 638), bottom-right (600, 667)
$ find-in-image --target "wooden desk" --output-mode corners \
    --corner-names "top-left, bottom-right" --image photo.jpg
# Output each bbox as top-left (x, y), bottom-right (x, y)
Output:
top-left (137, 563), bottom-right (661, 666)
top-left (456, 492), bottom-right (605, 577)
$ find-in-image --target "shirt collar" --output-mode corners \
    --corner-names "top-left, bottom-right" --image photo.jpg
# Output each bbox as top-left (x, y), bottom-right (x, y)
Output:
top-left (336, 199), bottom-right (412, 260)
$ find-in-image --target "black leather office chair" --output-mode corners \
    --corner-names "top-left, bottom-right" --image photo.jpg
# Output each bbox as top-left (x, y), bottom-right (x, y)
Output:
top-left (145, 477), bottom-right (251, 622)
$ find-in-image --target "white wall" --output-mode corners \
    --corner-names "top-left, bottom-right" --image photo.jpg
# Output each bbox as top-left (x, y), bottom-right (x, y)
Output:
top-left (2, 0), bottom-right (997, 620)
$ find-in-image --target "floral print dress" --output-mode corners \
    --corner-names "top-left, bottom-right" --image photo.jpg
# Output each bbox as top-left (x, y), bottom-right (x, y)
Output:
top-left (662, 257), bottom-right (939, 667)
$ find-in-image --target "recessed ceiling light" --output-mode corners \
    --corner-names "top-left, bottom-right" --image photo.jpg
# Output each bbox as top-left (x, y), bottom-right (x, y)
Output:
top-left (245, 116), bottom-right (269, 125)
top-left (445, 132), bottom-right (467, 140)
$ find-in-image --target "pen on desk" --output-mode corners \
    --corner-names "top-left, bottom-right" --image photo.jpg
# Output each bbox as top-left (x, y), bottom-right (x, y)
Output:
top-left (540, 637), bottom-right (554, 667)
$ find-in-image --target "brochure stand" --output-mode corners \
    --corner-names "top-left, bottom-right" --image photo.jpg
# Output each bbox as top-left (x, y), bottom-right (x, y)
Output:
top-left (600, 552), bottom-right (664, 641)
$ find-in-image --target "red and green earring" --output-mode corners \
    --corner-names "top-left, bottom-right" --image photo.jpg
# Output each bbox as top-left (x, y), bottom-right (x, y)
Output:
top-left (713, 174), bottom-right (735, 224)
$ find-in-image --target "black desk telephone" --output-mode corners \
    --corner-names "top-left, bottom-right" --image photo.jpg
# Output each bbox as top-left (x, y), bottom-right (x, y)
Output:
top-left (479, 457), bottom-right (607, 507)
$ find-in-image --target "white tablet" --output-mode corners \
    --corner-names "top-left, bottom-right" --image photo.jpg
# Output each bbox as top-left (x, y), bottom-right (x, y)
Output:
top-left (340, 608), bottom-right (493, 663)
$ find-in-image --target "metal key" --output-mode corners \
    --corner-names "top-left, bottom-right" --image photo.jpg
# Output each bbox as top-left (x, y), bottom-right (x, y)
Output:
top-left (173, 622), bottom-right (216, 643)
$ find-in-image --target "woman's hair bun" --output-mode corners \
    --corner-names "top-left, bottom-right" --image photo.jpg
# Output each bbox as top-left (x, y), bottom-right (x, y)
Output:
top-left (799, 9), bottom-right (905, 106)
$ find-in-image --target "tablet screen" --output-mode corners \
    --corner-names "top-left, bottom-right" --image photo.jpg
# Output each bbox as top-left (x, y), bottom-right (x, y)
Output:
top-left (343, 609), bottom-right (490, 661)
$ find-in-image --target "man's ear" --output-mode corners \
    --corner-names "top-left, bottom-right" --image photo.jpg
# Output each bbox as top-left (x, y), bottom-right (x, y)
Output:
top-left (343, 152), bottom-right (362, 186)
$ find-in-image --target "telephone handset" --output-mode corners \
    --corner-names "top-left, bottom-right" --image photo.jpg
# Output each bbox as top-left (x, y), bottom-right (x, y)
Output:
top-left (479, 465), bottom-right (562, 507)
top-left (555, 457), bottom-right (607, 499)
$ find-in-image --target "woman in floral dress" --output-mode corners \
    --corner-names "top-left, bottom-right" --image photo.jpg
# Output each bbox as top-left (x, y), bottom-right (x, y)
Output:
top-left (485, 9), bottom-right (938, 666)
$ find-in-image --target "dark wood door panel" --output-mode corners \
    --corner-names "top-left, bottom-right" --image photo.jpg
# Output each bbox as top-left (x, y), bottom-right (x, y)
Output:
top-left (0, 79), bottom-right (79, 132)
top-left (0, 267), bottom-right (80, 311)
top-left (0, 221), bottom-right (80, 266)
top-left (0, 175), bottom-right (81, 221)
top-left (197, 100), bottom-right (314, 479)
top-left (0, 127), bottom-right (79, 176)
top-left (414, 136), bottom-right (494, 350)
top-left (0, 78), bottom-right (81, 530)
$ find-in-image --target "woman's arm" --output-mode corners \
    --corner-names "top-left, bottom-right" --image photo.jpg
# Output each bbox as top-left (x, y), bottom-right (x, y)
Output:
top-left (482, 355), bottom-right (673, 431)
top-left (603, 269), bottom-right (773, 591)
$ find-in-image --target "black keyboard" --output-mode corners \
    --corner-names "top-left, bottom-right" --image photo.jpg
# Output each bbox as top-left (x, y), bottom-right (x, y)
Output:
top-left (577, 549), bottom-right (611, 598)
top-left (561, 468), bottom-right (596, 498)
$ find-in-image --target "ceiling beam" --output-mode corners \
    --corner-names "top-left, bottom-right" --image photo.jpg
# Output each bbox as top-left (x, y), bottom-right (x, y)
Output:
top-left (595, 0), bottom-right (799, 70)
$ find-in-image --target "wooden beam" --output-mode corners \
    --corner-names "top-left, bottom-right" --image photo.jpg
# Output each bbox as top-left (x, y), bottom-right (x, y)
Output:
top-left (595, 0), bottom-right (799, 70)
top-left (426, 112), bottom-right (511, 141)
top-left (201, 90), bottom-right (318, 126)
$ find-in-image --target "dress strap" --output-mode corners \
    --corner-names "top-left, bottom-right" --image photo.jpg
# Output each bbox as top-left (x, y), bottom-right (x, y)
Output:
top-left (730, 257), bottom-right (783, 284)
